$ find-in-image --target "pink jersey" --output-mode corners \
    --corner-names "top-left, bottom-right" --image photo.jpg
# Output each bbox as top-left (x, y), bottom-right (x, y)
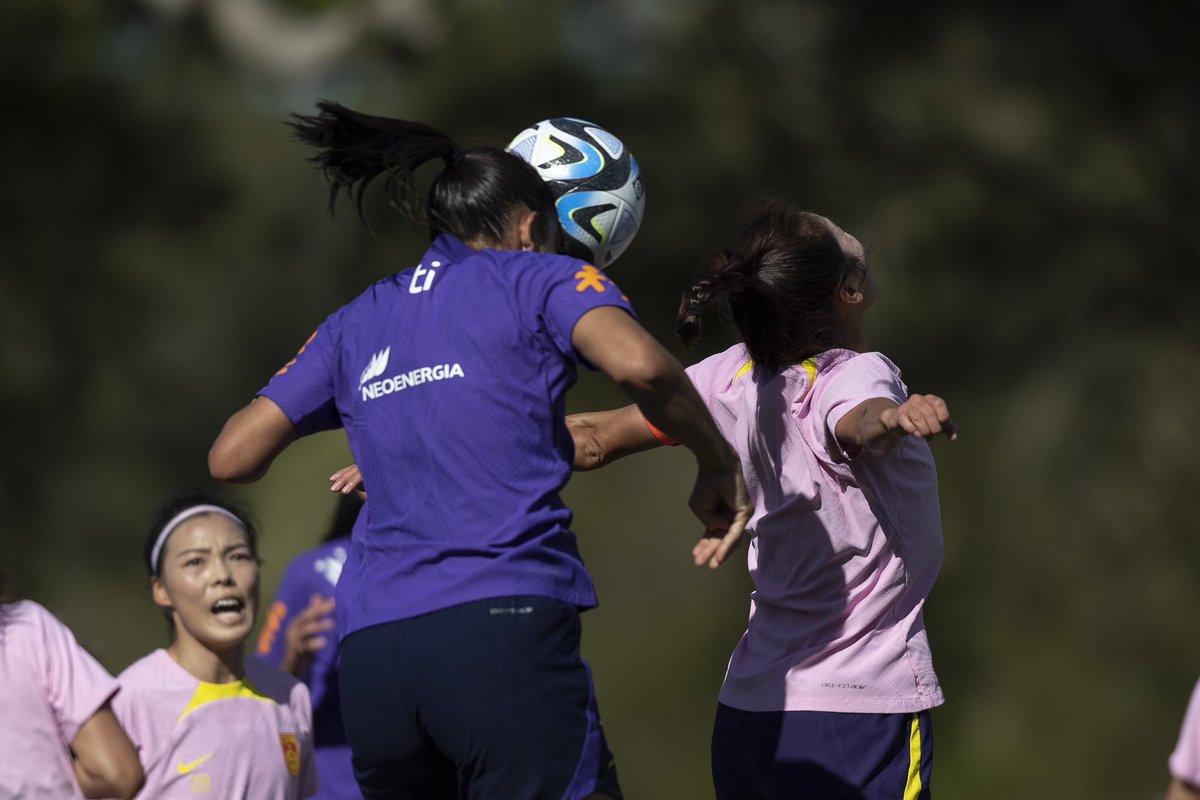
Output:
top-left (1170, 677), bottom-right (1200, 785)
top-left (0, 601), bottom-right (121, 799)
top-left (686, 345), bottom-right (945, 713)
top-left (113, 649), bottom-right (317, 799)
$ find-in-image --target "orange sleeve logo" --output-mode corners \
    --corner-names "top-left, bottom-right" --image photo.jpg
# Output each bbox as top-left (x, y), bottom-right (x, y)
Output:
top-left (274, 330), bottom-right (319, 377)
top-left (573, 265), bottom-right (610, 293)
top-left (256, 600), bottom-right (288, 655)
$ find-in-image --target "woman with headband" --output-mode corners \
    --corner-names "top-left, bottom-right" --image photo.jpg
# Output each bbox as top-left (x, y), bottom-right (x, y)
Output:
top-left (111, 491), bottom-right (316, 798)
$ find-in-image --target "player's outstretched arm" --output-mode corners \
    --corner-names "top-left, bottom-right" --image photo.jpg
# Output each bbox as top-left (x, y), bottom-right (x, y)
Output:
top-left (571, 306), bottom-right (751, 568)
top-left (71, 704), bottom-right (144, 800)
top-left (567, 404), bottom-right (660, 471)
top-left (209, 395), bottom-right (298, 483)
top-left (835, 393), bottom-right (958, 456)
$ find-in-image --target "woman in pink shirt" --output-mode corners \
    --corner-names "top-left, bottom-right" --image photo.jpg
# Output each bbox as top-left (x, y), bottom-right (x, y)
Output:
top-left (1168, 677), bottom-right (1200, 799)
top-left (111, 491), bottom-right (317, 798)
top-left (568, 198), bottom-right (957, 799)
top-left (0, 556), bottom-right (143, 798)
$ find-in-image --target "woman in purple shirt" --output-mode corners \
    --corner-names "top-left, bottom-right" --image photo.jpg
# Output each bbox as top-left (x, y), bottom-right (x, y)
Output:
top-left (568, 198), bottom-right (957, 799)
top-left (208, 101), bottom-right (749, 800)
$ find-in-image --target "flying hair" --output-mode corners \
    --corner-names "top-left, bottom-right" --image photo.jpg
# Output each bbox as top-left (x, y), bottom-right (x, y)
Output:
top-left (289, 100), bottom-right (462, 227)
top-left (289, 101), bottom-right (556, 248)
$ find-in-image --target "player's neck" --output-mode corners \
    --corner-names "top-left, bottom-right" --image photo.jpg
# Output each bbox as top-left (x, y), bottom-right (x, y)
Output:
top-left (167, 638), bottom-right (246, 684)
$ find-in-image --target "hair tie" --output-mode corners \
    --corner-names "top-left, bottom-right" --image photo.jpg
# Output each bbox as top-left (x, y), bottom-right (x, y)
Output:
top-left (721, 254), bottom-right (744, 273)
top-left (149, 504), bottom-right (244, 574)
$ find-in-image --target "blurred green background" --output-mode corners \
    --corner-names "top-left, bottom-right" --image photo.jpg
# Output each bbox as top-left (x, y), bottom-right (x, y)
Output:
top-left (3, 1), bottom-right (1199, 797)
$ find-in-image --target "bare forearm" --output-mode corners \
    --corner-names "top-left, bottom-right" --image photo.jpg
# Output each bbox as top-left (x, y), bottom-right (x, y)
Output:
top-left (620, 366), bottom-right (736, 473)
top-left (71, 708), bottom-right (143, 799)
top-left (835, 394), bottom-right (957, 455)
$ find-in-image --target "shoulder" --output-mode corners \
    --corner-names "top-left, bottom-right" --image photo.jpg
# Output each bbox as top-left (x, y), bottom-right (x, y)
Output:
top-left (117, 649), bottom-right (179, 688)
top-left (245, 656), bottom-right (308, 703)
top-left (2, 601), bottom-right (85, 653)
top-left (813, 350), bottom-right (905, 396)
top-left (2, 599), bottom-right (48, 629)
top-left (685, 344), bottom-right (753, 395)
top-left (817, 349), bottom-right (901, 379)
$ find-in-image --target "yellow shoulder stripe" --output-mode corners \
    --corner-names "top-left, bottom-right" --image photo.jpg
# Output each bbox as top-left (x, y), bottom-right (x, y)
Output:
top-left (178, 677), bottom-right (273, 723)
top-left (732, 358), bottom-right (818, 396)
top-left (800, 358), bottom-right (817, 397)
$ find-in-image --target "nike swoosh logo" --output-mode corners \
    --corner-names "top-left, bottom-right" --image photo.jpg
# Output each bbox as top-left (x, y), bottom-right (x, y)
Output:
top-left (177, 753), bottom-right (212, 774)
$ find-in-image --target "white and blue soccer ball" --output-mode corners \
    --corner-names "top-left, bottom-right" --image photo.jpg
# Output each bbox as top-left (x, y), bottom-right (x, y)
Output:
top-left (507, 117), bottom-right (645, 268)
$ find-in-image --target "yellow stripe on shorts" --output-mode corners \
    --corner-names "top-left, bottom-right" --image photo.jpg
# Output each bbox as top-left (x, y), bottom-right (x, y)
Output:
top-left (903, 713), bottom-right (923, 800)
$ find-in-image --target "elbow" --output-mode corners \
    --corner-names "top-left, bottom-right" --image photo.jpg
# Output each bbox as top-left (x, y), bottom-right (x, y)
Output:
top-left (115, 769), bottom-right (145, 800)
top-left (208, 437), bottom-right (256, 483)
top-left (80, 757), bottom-right (143, 800)
top-left (566, 415), bottom-right (605, 471)
top-left (606, 345), bottom-right (678, 396)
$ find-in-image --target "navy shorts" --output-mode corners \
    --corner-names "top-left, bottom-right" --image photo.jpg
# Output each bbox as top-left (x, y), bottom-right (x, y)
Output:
top-left (339, 596), bottom-right (622, 800)
top-left (711, 703), bottom-right (933, 800)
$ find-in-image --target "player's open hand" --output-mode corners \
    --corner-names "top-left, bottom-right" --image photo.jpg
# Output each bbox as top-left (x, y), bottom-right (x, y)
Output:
top-left (282, 593), bottom-right (337, 678)
top-left (880, 394), bottom-right (958, 442)
top-left (689, 468), bottom-right (752, 569)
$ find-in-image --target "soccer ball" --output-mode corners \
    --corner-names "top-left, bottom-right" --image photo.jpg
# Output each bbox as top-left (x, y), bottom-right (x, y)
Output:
top-left (507, 117), bottom-right (645, 268)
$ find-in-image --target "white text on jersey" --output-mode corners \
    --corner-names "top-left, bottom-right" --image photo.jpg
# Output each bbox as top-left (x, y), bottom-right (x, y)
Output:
top-left (409, 260), bottom-right (441, 294)
top-left (361, 363), bottom-right (465, 401)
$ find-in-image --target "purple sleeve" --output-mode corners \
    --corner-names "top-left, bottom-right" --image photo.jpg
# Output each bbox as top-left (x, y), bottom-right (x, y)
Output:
top-left (1170, 678), bottom-right (1200, 785)
top-left (529, 257), bottom-right (638, 364)
top-left (255, 556), bottom-right (318, 668)
top-left (34, 604), bottom-right (120, 744)
top-left (813, 353), bottom-right (908, 461)
top-left (258, 317), bottom-right (343, 437)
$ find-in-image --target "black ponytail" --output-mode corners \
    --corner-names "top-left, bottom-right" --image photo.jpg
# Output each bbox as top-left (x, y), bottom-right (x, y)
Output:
top-left (675, 250), bottom-right (753, 351)
top-left (290, 101), bottom-right (556, 247)
top-left (290, 100), bottom-right (460, 226)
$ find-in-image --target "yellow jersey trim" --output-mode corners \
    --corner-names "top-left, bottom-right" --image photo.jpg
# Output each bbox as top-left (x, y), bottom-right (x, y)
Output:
top-left (732, 358), bottom-right (817, 394)
top-left (178, 677), bottom-right (273, 723)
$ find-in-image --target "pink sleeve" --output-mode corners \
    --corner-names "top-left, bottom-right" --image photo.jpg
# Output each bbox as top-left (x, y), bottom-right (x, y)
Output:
top-left (34, 604), bottom-right (120, 744)
top-left (813, 353), bottom-right (907, 461)
top-left (1170, 678), bottom-right (1200, 785)
top-left (294, 681), bottom-right (319, 798)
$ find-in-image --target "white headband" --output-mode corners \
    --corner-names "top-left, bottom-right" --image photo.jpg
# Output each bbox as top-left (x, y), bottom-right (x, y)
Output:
top-left (149, 504), bottom-right (245, 573)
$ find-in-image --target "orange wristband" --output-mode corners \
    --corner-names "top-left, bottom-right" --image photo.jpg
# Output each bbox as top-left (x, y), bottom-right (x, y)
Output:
top-left (645, 419), bottom-right (680, 447)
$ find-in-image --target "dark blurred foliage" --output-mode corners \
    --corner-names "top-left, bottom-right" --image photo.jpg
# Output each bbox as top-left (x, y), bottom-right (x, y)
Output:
top-left (2, 0), bottom-right (1198, 797)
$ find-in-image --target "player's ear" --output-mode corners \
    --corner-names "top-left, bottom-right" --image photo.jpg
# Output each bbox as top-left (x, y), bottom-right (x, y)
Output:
top-left (515, 209), bottom-right (539, 252)
top-left (839, 265), bottom-right (866, 305)
top-left (151, 576), bottom-right (172, 612)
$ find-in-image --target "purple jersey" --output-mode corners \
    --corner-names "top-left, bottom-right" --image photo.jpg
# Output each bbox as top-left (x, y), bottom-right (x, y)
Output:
top-left (259, 235), bottom-right (636, 639)
top-left (257, 537), bottom-right (358, 799)
top-left (0, 601), bottom-right (121, 799)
